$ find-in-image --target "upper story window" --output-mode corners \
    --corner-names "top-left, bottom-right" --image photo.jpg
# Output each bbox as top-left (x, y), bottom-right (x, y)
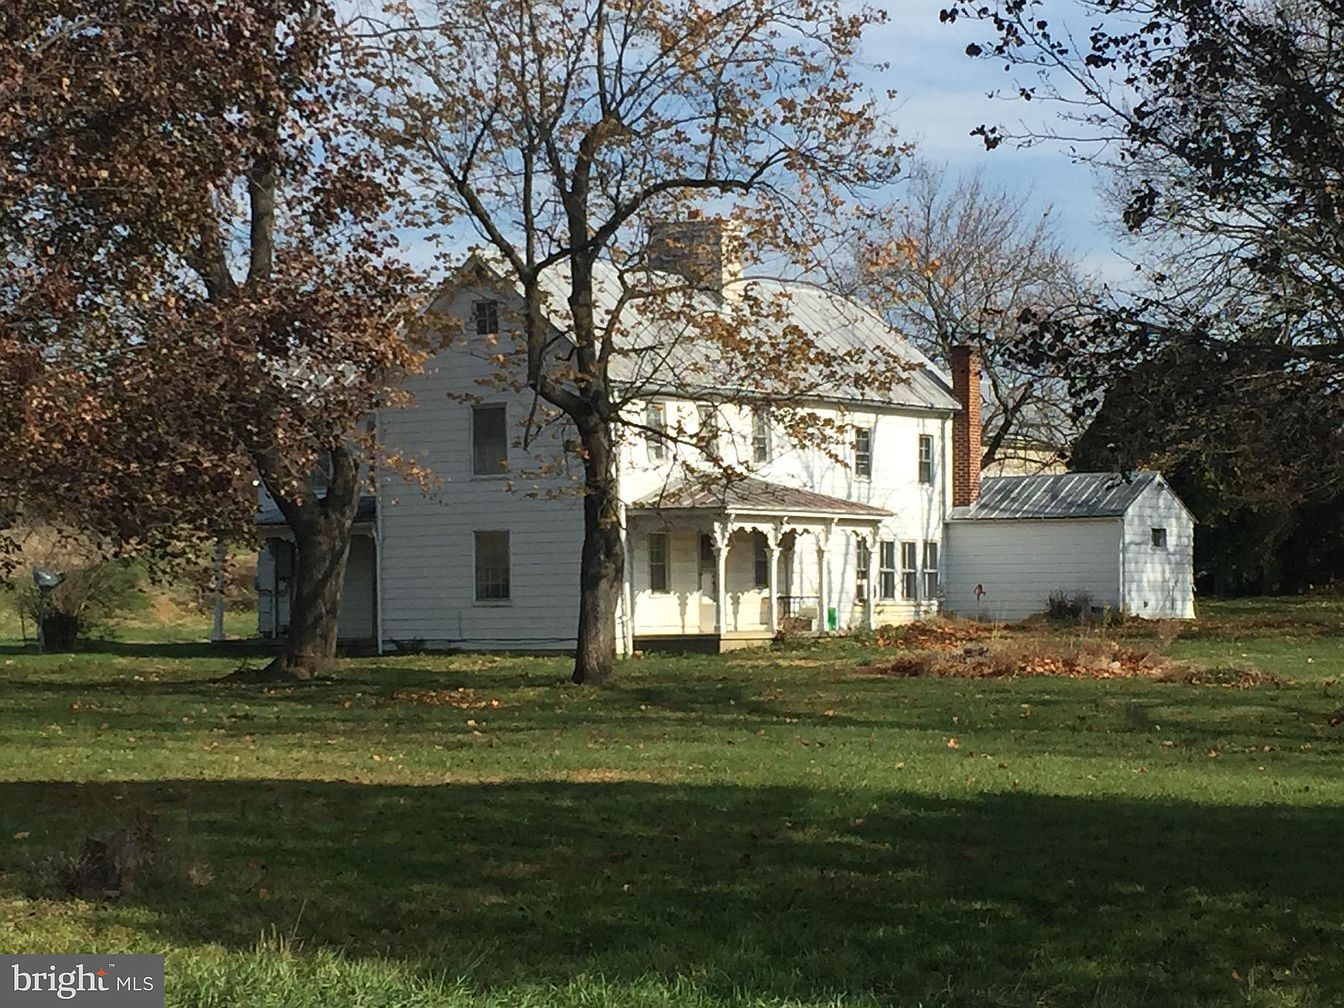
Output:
top-left (473, 299), bottom-right (499, 335)
top-left (917, 434), bottom-right (934, 485)
top-left (1151, 527), bottom-right (1168, 548)
top-left (697, 404), bottom-right (719, 456)
top-left (474, 530), bottom-right (511, 601)
top-left (854, 427), bottom-right (873, 481)
top-left (751, 408), bottom-right (771, 464)
top-left (645, 402), bottom-right (667, 461)
top-left (472, 404), bottom-right (508, 475)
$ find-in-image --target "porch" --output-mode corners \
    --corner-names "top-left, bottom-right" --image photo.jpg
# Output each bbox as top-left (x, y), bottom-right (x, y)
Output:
top-left (623, 477), bottom-right (891, 654)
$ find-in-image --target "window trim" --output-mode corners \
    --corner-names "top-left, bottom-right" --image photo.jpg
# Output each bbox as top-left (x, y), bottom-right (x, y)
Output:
top-left (647, 532), bottom-right (670, 593)
top-left (900, 540), bottom-right (918, 600)
top-left (917, 434), bottom-right (934, 485)
top-left (878, 540), bottom-right (897, 600)
top-left (473, 529), bottom-right (511, 604)
top-left (922, 540), bottom-right (939, 600)
top-left (471, 403), bottom-right (509, 477)
top-left (854, 426), bottom-right (874, 481)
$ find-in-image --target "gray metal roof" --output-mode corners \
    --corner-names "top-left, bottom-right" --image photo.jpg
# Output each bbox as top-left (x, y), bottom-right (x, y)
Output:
top-left (634, 476), bottom-right (891, 518)
top-left (257, 494), bottom-right (376, 527)
top-left (947, 472), bottom-right (1161, 521)
top-left (465, 255), bottom-right (961, 413)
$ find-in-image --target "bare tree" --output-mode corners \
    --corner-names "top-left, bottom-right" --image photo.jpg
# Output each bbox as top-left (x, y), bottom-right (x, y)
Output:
top-left (856, 165), bottom-right (1093, 472)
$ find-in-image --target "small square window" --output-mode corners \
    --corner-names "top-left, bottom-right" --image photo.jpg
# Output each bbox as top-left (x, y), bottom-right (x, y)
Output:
top-left (854, 427), bottom-right (873, 480)
top-left (1151, 527), bottom-right (1168, 548)
top-left (473, 300), bottom-right (499, 335)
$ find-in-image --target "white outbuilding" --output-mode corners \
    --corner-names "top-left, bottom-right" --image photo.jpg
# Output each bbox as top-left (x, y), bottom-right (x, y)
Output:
top-left (942, 471), bottom-right (1196, 621)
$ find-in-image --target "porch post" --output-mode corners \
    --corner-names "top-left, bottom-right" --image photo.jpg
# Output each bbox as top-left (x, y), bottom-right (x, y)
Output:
top-left (864, 531), bottom-right (878, 631)
top-left (713, 520), bottom-right (730, 635)
top-left (816, 522), bottom-right (833, 634)
top-left (766, 525), bottom-right (782, 635)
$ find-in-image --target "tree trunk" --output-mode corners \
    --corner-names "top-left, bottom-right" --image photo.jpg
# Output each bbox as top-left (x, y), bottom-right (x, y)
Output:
top-left (250, 444), bottom-right (361, 681)
top-left (572, 419), bottom-right (623, 686)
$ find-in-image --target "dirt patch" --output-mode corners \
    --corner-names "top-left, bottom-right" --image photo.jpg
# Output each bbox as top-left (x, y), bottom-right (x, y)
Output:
top-left (561, 768), bottom-right (656, 783)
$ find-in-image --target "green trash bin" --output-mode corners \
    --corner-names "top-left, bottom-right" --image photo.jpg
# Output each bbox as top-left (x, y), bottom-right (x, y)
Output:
top-left (827, 606), bottom-right (838, 631)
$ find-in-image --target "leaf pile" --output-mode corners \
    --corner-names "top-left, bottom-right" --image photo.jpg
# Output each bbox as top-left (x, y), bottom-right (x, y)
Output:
top-left (874, 620), bottom-right (988, 651)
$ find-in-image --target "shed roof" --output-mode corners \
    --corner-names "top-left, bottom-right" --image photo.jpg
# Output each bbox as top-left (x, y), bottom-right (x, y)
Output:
top-left (947, 472), bottom-right (1162, 521)
top-left (633, 476), bottom-right (891, 518)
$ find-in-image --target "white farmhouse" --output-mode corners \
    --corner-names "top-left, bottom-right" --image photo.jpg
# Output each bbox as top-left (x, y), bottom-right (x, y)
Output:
top-left (254, 220), bottom-right (1196, 650)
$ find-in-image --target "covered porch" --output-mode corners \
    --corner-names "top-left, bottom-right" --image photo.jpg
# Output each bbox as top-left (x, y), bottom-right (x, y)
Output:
top-left (623, 478), bottom-right (890, 653)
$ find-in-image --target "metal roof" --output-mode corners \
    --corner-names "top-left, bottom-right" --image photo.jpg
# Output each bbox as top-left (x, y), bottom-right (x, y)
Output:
top-left (256, 494), bottom-right (377, 527)
top-left (464, 255), bottom-right (961, 413)
top-left (947, 472), bottom-right (1161, 521)
top-left (633, 476), bottom-right (891, 518)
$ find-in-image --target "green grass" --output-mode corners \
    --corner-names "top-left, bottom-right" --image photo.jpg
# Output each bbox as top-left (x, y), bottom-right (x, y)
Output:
top-left (2, 600), bottom-right (1344, 1006)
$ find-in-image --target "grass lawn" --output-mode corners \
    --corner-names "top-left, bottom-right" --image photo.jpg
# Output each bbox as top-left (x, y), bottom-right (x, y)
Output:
top-left (2, 599), bottom-right (1344, 1006)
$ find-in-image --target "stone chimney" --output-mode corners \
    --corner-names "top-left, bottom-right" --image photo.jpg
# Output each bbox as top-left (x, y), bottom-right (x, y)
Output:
top-left (647, 218), bottom-right (743, 295)
top-left (950, 344), bottom-right (982, 507)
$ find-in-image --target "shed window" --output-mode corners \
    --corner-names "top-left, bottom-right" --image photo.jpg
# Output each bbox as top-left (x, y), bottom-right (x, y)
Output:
top-left (901, 541), bottom-right (918, 600)
top-left (923, 541), bottom-right (940, 599)
top-left (752, 532), bottom-right (770, 588)
top-left (751, 408), bottom-right (771, 463)
top-left (474, 531), bottom-right (511, 601)
top-left (878, 540), bottom-right (897, 600)
top-left (918, 435), bottom-right (934, 484)
top-left (472, 405), bottom-right (508, 475)
top-left (854, 427), bottom-right (873, 480)
top-left (473, 299), bottom-right (499, 335)
top-left (648, 533), bottom-right (669, 592)
top-left (1151, 527), bottom-right (1168, 548)
top-left (645, 402), bottom-right (667, 461)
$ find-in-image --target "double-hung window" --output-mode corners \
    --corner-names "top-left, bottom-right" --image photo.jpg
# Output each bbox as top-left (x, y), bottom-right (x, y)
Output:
top-left (645, 402), bottom-right (667, 462)
top-left (648, 532), bottom-right (669, 592)
top-left (472, 405), bottom-right (508, 475)
top-left (856, 540), bottom-right (871, 601)
top-left (878, 540), bottom-right (897, 600)
top-left (474, 531), bottom-right (511, 601)
top-left (697, 404), bottom-right (719, 456)
top-left (854, 427), bottom-right (874, 480)
top-left (917, 435), bottom-right (934, 485)
top-left (751, 408), bottom-right (771, 463)
top-left (922, 541), bottom-right (940, 599)
top-left (900, 541), bottom-right (918, 600)
top-left (472, 299), bottom-right (499, 335)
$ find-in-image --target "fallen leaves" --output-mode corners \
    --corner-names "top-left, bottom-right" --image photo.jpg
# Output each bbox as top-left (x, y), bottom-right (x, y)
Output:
top-left (390, 688), bottom-right (504, 709)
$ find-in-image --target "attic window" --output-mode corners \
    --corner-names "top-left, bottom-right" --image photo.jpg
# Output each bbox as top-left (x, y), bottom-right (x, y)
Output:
top-left (473, 299), bottom-right (499, 335)
top-left (1151, 527), bottom-right (1168, 548)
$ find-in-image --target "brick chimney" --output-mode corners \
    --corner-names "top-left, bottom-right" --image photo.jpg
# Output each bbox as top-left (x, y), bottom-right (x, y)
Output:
top-left (647, 218), bottom-right (743, 295)
top-left (950, 344), bottom-right (982, 507)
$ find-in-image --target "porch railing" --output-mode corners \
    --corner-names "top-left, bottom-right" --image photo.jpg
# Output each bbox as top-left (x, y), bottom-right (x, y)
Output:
top-left (777, 595), bottom-right (821, 619)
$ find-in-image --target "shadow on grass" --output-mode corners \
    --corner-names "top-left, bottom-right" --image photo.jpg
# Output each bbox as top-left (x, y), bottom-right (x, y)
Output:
top-left (4, 779), bottom-right (1343, 1006)
top-left (0, 639), bottom-right (277, 660)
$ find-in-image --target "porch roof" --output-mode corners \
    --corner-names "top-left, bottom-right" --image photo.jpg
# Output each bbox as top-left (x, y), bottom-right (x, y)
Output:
top-left (256, 494), bottom-right (377, 528)
top-left (632, 477), bottom-right (890, 519)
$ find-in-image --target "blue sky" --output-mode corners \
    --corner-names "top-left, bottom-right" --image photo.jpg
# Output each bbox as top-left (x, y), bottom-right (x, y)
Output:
top-left (868, 1), bottom-right (1131, 283)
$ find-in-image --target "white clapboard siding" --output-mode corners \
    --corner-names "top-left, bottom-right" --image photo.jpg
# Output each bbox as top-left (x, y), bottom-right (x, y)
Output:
top-left (376, 283), bottom-right (586, 650)
top-left (943, 518), bottom-right (1123, 621)
top-left (1121, 479), bottom-right (1197, 619)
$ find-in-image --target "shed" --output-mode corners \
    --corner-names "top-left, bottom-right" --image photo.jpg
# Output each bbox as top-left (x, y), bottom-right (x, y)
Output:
top-left (943, 472), bottom-right (1195, 621)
